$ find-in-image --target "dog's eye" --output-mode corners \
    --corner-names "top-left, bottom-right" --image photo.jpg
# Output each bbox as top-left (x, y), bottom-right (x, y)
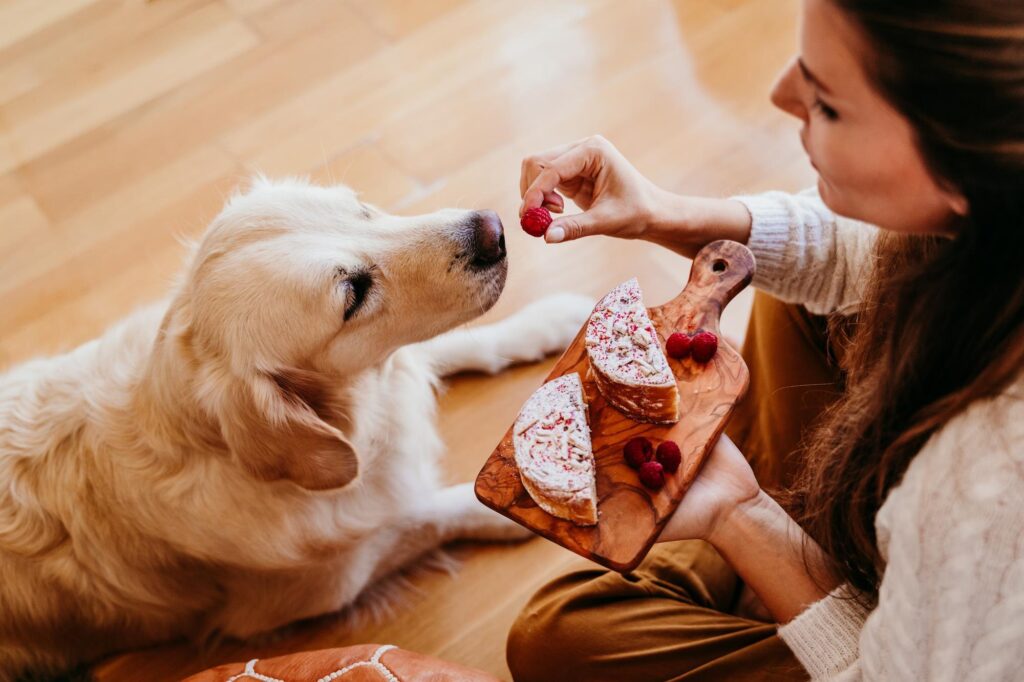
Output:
top-left (343, 272), bottom-right (373, 321)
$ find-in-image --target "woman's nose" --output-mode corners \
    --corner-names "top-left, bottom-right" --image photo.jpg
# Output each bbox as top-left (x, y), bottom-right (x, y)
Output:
top-left (770, 58), bottom-right (808, 122)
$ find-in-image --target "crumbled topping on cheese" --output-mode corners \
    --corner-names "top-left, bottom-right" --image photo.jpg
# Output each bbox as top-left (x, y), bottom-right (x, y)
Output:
top-left (584, 278), bottom-right (673, 386)
top-left (512, 373), bottom-right (594, 494)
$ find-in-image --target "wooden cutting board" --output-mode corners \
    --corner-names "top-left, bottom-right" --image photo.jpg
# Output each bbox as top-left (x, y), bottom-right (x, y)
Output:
top-left (474, 240), bottom-right (755, 573)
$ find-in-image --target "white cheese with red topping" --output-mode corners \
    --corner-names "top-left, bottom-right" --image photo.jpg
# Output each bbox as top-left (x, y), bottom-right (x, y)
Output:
top-left (584, 278), bottom-right (680, 423)
top-left (512, 372), bottom-right (597, 525)
top-left (585, 278), bottom-right (674, 385)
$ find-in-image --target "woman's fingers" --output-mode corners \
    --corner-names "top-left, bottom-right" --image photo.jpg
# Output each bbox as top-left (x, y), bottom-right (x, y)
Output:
top-left (520, 144), bottom-right (596, 214)
top-left (519, 140), bottom-right (582, 198)
top-left (546, 207), bottom-right (604, 243)
top-left (542, 191), bottom-right (564, 213)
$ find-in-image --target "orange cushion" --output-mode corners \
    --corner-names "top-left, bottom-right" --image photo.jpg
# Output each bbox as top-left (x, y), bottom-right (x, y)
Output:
top-left (183, 644), bottom-right (501, 682)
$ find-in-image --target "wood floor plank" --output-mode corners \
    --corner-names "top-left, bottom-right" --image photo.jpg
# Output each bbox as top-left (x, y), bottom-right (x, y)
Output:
top-left (0, 3), bottom-right (259, 173)
top-left (347, 0), bottom-right (472, 39)
top-left (220, 0), bottom-right (596, 177)
top-left (0, 182), bottom-right (49, 256)
top-left (308, 141), bottom-right (422, 209)
top-left (0, 0), bottom-right (214, 106)
top-left (0, 146), bottom-right (240, 339)
top-left (15, 0), bottom-right (384, 226)
top-left (0, 0), bottom-right (101, 53)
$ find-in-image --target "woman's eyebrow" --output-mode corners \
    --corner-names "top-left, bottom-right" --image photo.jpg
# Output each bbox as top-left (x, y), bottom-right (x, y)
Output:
top-left (798, 58), bottom-right (833, 95)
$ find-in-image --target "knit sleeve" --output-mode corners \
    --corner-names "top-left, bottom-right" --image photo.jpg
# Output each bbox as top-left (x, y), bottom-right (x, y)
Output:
top-left (776, 585), bottom-right (871, 680)
top-left (731, 188), bottom-right (879, 315)
top-left (780, 383), bottom-right (1024, 681)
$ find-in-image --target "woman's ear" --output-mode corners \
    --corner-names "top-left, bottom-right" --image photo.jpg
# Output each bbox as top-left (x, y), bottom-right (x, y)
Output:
top-left (219, 368), bottom-right (358, 491)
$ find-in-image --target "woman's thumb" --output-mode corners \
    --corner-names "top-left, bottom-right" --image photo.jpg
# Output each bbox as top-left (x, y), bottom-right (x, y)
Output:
top-left (545, 211), bottom-right (602, 243)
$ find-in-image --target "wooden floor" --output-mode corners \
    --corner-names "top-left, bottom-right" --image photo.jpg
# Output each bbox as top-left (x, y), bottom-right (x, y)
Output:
top-left (0, 1), bottom-right (814, 679)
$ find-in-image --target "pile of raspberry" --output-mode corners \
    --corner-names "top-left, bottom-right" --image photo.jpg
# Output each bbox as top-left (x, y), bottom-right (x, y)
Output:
top-left (622, 436), bottom-right (680, 490)
top-left (666, 329), bottom-right (718, 363)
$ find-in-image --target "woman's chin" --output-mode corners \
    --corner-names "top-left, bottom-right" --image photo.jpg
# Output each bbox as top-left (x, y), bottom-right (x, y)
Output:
top-left (815, 176), bottom-right (841, 214)
top-left (816, 175), bottom-right (836, 203)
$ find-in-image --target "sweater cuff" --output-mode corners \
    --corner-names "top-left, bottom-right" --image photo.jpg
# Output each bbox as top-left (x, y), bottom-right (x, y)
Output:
top-left (731, 193), bottom-right (793, 291)
top-left (777, 584), bottom-right (872, 680)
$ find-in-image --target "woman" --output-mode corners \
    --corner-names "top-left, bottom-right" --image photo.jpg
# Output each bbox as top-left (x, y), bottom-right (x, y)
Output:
top-left (507, 0), bottom-right (1024, 680)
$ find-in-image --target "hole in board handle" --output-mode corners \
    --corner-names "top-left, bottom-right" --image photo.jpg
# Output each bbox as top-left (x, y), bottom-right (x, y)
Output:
top-left (712, 259), bottom-right (727, 273)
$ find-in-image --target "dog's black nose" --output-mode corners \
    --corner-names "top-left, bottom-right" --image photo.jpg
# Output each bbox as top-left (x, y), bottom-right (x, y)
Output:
top-left (469, 210), bottom-right (506, 267)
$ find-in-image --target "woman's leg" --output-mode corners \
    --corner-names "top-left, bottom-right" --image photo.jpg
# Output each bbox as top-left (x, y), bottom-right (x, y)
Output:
top-left (507, 541), bottom-right (804, 682)
top-left (725, 291), bottom-right (845, 491)
top-left (507, 295), bottom-right (843, 681)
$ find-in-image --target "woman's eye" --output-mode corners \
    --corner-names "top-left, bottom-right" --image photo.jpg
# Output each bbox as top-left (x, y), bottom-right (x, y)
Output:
top-left (812, 97), bottom-right (839, 121)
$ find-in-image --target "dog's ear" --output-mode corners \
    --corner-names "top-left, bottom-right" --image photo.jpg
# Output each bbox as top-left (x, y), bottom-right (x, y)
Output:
top-left (220, 367), bottom-right (358, 491)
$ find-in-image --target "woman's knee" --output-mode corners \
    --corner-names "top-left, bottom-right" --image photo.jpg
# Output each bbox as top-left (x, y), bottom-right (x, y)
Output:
top-left (506, 574), bottom-right (612, 681)
top-left (506, 595), bottom-right (576, 681)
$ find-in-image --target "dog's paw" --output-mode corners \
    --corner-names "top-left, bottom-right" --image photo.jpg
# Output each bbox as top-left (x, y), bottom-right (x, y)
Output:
top-left (437, 482), bottom-right (535, 542)
top-left (457, 505), bottom-right (535, 543)
top-left (500, 292), bottom-right (594, 364)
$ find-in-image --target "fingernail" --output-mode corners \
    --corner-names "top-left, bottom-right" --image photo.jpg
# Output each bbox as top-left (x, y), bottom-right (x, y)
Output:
top-left (546, 227), bottom-right (565, 243)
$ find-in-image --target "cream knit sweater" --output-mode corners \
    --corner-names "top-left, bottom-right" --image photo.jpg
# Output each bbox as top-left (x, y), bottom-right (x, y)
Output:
top-left (734, 189), bottom-right (1024, 681)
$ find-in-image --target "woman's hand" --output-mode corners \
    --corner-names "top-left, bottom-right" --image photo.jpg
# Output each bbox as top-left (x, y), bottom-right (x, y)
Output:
top-left (658, 434), bottom-right (840, 624)
top-left (519, 135), bottom-right (664, 243)
top-left (518, 136), bottom-right (754, 254)
top-left (657, 433), bottom-right (762, 544)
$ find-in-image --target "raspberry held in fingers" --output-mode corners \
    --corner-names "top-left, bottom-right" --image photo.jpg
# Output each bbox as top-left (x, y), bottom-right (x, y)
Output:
top-left (521, 207), bottom-right (552, 237)
top-left (690, 331), bottom-right (718, 363)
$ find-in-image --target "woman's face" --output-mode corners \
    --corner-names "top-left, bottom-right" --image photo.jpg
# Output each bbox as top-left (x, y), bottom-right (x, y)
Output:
top-left (771, 0), bottom-right (966, 234)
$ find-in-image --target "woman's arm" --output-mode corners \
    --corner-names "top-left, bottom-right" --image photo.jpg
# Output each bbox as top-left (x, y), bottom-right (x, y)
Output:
top-left (657, 434), bottom-right (841, 623)
top-left (517, 135), bottom-right (752, 256)
top-left (731, 190), bottom-right (877, 315)
top-left (709, 491), bottom-right (838, 623)
top-left (519, 136), bottom-right (879, 314)
top-left (644, 190), bottom-right (753, 260)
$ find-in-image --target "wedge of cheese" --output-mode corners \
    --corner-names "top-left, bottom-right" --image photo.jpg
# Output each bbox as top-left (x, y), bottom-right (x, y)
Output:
top-left (512, 372), bottom-right (598, 526)
top-left (585, 278), bottom-right (680, 424)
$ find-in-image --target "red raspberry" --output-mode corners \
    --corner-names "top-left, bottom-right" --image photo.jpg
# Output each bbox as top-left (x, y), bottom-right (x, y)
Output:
top-left (690, 330), bottom-right (718, 363)
top-left (638, 461), bottom-right (665, 490)
top-left (666, 332), bottom-right (692, 359)
top-left (655, 440), bottom-right (681, 473)
top-left (520, 207), bottom-right (552, 237)
top-left (623, 437), bottom-right (653, 469)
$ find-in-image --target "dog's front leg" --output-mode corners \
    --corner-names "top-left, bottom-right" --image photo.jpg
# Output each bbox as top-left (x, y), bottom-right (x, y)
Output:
top-left (366, 482), bottom-right (531, 584)
top-left (211, 486), bottom-right (530, 640)
top-left (413, 293), bottom-right (593, 376)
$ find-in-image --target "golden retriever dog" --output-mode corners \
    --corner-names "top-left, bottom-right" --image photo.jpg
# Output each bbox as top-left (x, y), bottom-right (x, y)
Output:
top-left (0, 177), bottom-right (591, 680)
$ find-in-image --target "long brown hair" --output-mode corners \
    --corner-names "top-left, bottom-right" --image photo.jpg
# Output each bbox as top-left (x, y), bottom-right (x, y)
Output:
top-left (794, 1), bottom-right (1024, 596)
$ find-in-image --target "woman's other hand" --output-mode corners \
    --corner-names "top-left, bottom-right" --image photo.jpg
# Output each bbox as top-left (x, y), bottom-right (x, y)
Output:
top-left (658, 433), bottom-right (763, 544)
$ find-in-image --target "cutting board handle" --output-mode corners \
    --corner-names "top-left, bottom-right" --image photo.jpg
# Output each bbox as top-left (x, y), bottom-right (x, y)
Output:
top-left (667, 240), bottom-right (756, 334)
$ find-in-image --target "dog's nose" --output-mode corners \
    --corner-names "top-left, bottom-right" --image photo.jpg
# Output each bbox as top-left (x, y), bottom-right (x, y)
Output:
top-left (469, 210), bottom-right (506, 267)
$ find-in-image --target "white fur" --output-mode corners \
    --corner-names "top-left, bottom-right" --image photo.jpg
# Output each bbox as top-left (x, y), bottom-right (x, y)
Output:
top-left (0, 177), bottom-right (592, 680)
